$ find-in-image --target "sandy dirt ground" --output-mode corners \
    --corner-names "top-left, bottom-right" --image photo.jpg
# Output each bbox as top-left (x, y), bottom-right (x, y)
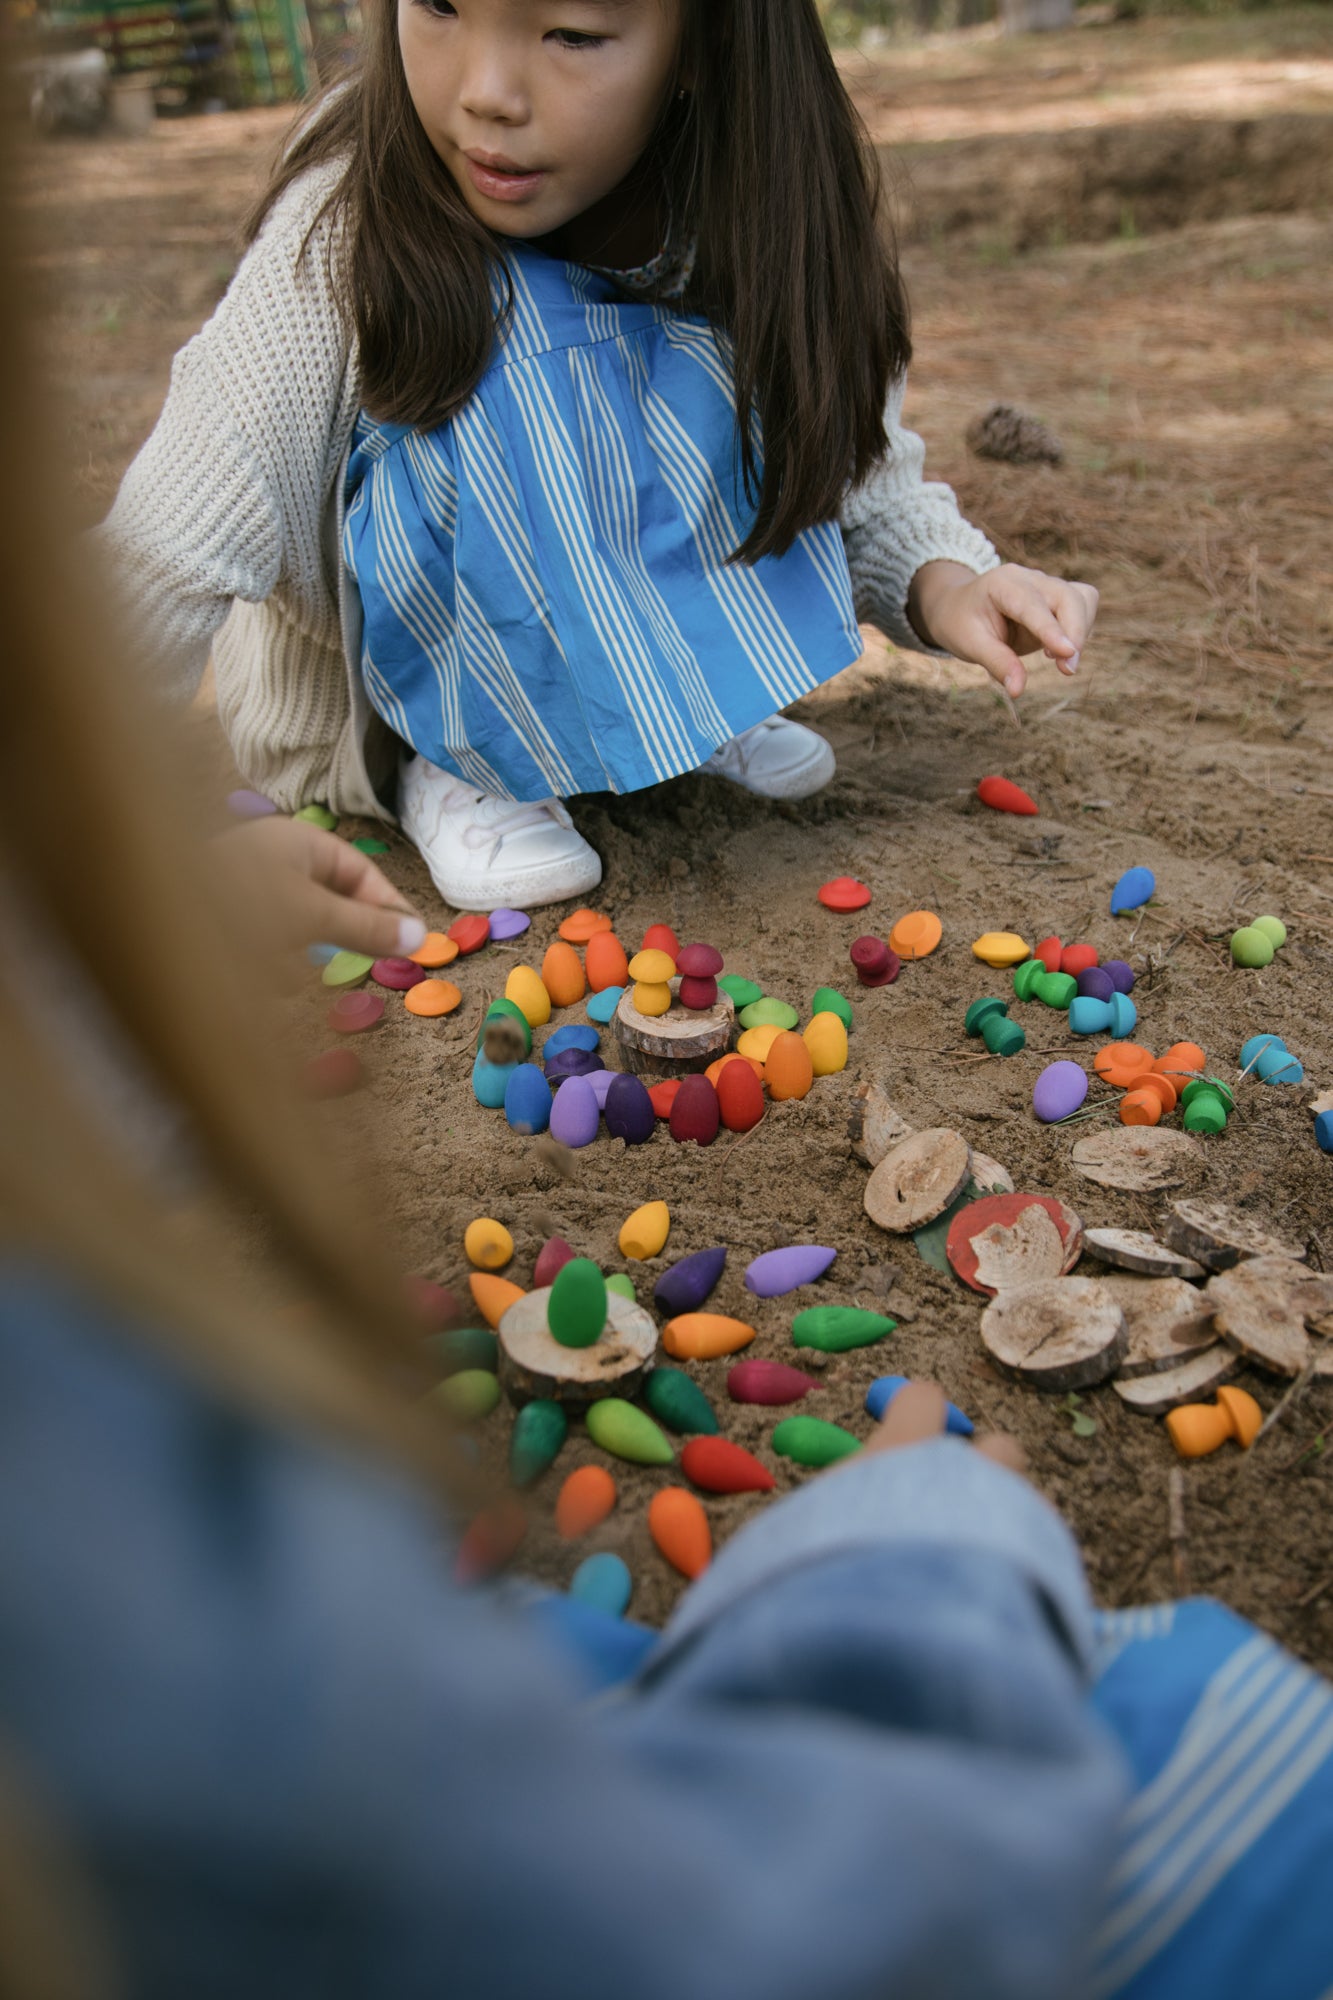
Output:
top-left (17, 7), bottom-right (1333, 1661)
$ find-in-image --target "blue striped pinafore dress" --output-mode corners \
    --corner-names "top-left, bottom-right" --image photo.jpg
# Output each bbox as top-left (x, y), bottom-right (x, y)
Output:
top-left (342, 244), bottom-right (862, 804)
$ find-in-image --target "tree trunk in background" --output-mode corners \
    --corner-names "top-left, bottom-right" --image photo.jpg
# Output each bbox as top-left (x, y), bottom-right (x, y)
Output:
top-left (1001, 0), bottom-right (1072, 28)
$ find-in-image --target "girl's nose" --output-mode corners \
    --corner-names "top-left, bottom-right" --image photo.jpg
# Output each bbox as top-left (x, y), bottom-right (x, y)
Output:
top-left (456, 33), bottom-right (529, 125)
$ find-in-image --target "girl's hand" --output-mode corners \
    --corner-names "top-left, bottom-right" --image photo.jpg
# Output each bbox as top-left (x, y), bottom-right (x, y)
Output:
top-left (857, 1379), bottom-right (1028, 1477)
top-left (907, 560), bottom-right (1099, 699)
top-left (215, 818), bottom-right (426, 963)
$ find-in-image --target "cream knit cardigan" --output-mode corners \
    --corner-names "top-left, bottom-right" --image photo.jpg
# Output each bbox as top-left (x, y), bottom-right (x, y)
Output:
top-left (101, 160), bottom-right (999, 819)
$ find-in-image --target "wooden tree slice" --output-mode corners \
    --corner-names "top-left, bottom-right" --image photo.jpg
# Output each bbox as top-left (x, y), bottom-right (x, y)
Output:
top-left (1113, 1345), bottom-right (1239, 1414)
top-left (1071, 1127), bottom-right (1205, 1192)
top-left (947, 1193), bottom-right (1083, 1296)
top-left (1162, 1201), bottom-right (1307, 1273)
top-left (865, 1129), bottom-right (972, 1233)
top-left (981, 1278), bottom-right (1127, 1391)
top-left (613, 980), bottom-right (736, 1077)
top-left (499, 1287), bottom-right (659, 1407)
top-left (1205, 1255), bottom-right (1333, 1377)
top-left (1103, 1274), bottom-right (1218, 1376)
top-left (1084, 1227), bottom-right (1206, 1281)
top-left (848, 1081), bottom-right (914, 1166)
top-left (969, 1151), bottom-right (1016, 1195)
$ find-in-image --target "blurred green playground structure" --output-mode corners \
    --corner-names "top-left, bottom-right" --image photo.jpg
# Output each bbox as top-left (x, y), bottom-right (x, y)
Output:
top-left (25, 0), bottom-right (362, 108)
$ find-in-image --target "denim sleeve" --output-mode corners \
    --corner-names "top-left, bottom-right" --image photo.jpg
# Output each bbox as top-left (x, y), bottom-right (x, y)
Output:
top-left (0, 1265), bottom-right (1126, 2000)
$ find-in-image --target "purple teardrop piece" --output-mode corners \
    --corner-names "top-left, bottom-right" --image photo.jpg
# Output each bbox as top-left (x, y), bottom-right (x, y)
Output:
top-left (743, 1245), bottom-right (837, 1298)
top-left (654, 1245), bottom-right (727, 1317)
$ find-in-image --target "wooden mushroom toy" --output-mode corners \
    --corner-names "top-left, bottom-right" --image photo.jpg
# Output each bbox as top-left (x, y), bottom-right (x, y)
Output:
top-left (675, 942), bottom-right (724, 1011)
top-left (627, 947), bottom-right (676, 1018)
top-left (1165, 1384), bottom-right (1262, 1459)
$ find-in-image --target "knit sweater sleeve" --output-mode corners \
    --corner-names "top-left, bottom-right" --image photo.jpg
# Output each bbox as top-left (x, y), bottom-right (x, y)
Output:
top-left (840, 373), bottom-right (1000, 656)
top-left (98, 161), bottom-right (353, 703)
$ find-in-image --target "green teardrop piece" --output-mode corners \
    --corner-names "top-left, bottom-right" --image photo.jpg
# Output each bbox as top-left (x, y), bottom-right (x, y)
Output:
top-left (351, 837), bottom-right (389, 855)
top-left (810, 986), bottom-right (853, 1030)
top-left (295, 803), bottom-right (338, 830)
top-left (435, 1369), bottom-right (501, 1422)
top-left (606, 1274), bottom-right (635, 1301)
top-left (428, 1326), bottom-right (499, 1376)
top-left (791, 1306), bottom-right (897, 1353)
top-left (642, 1367), bottom-right (719, 1435)
top-left (738, 997), bottom-right (800, 1031)
top-left (718, 975), bottom-right (764, 1008)
top-left (548, 1258), bottom-right (608, 1349)
top-left (510, 1399), bottom-right (568, 1486)
top-left (772, 1415), bottom-right (862, 1467)
top-left (585, 1398), bottom-right (674, 1465)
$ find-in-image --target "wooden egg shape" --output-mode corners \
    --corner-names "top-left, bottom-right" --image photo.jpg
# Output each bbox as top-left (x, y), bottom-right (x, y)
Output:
top-left (604, 1073), bottom-right (656, 1145)
top-left (765, 1031), bottom-right (814, 1101)
top-left (803, 1011), bottom-right (848, 1076)
top-left (716, 1059), bottom-right (764, 1133)
top-left (540, 941), bottom-right (586, 1008)
top-left (555, 1465), bottom-right (617, 1539)
top-left (584, 930), bottom-right (630, 992)
top-left (649, 1487), bottom-right (712, 1578)
top-left (505, 965), bottom-right (552, 1028)
top-left (640, 923), bottom-right (681, 961)
top-left (669, 1074), bottom-right (721, 1145)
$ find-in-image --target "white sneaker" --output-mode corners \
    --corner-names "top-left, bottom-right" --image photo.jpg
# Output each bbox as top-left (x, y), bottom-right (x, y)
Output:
top-left (700, 716), bottom-right (836, 800)
top-left (398, 754), bottom-right (602, 912)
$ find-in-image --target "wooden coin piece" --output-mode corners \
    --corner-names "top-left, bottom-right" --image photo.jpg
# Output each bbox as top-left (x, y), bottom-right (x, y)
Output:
top-left (968, 1151), bottom-right (1016, 1196)
top-left (1070, 1127), bottom-right (1205, 1192)
top-left (1103, 1275), bottom-right (1217, 1376)
top-left (981, 1278), bottom-right (1127, 1391)
top-left (498, 1287), bottom-right (658, 1408)
top-left (864, 1129), bottom-right (972, 1234)
top-left (947, 1193), bottom-right (1083, 1296)
top-left (613, 980), bottom-right (735, 1077)
top-left (1162, 1200), bottom-right (1306, 1273)
top-left (1113, 1346), bottom-right (1240, 1414)
top-left (1084, 1228), bottom-right (1206, 1281)
top-left (1205, 1255), bottom-right (1333, 1377)
top-left (847, 1080), bottom-right (914, 1166)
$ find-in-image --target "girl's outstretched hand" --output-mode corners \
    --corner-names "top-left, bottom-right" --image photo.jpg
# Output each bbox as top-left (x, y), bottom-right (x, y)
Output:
top-left (215, 817), bottom-right (426, 966)
top-left (907, 559), bottom-right (1099, 698)
top-left (857, 1379), bottom-right (1029, 1477)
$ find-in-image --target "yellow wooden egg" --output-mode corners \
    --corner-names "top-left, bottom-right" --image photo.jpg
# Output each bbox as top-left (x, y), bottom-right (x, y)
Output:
top-left (971, 932), bottom-right (1031, 969)
top-left (803, 1010), bottom-right (849, 1076)
top-left (505, 964), bottom-right (552, 1027)
top-left (463, 1217), bottom-right (513, 1271)
top-left (619, 1199), bottom-right (670, 1259)
top-left (633, 980), bottom-right (672, 1018)
top-left (737, 1023), bottom-right (782, 1064)
top-left (628, 949), bottom-right (677, 984)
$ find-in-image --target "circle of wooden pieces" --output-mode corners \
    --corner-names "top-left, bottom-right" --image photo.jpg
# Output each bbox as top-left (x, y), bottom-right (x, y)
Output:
top-left (1113, 1346), bottom-right (1240, 1415)
top-left (613, 979), bottom-right (735, 1076)
top-left (981, 1277), bottom-right (1127, 1390)
top-left (497, 1287), bottom-right (658, 1407)
top-left (1101, 1275), bottom-right (1218, 1376)
top-left (1070, 1127), bottom-right (1205, 1192)
top-left (1084, 1228), bottom-right (1206, 1281)
top-left (1205, 1255), bottom-right (1333, 1377)
top-left (864, 1129), bottom-right (972, 1234)
top-left (1162, 1200), bottom-right (1307, 1273)
top-left (947, 1192), bottom-right (1083, 1296)
top-left (847, 1080), bottom-right (914, 1167)
top-left (818, 876), bottom-right (871, 911)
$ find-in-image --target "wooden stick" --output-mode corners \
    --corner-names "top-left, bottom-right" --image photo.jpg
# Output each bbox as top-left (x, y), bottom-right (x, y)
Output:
top-left (1168, 1467), bottom-right (1190, 1598)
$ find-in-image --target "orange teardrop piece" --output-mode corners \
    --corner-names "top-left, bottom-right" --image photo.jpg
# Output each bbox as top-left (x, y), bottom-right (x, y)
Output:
top-left (469, 1272), bottom-right (526, 1329)
top-left (648, 1486), bottom-right (712, 1578)
top-left (662, 1312), bottom-right (756, 1360)
top-left (555, 1465), bottom-right (618, 1539)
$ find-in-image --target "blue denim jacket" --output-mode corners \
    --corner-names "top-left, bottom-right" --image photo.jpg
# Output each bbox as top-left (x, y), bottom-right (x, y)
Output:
top-left (0, 1262), bottom-right (1127, 1998)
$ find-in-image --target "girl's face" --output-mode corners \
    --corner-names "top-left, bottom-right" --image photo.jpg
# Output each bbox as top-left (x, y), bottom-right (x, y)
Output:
top-left (399, 0), bottom-right (684, 250)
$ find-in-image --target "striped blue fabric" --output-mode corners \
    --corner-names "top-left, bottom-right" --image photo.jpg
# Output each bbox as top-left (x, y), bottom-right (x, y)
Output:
top-left (343, 246), bottom-right (862, 803)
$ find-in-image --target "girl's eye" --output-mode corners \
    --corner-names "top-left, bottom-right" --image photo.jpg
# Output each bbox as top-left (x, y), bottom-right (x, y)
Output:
top-left (416, 0), bottom-right (457, 15)
top-left (550, 28), bottom-right (605, 47)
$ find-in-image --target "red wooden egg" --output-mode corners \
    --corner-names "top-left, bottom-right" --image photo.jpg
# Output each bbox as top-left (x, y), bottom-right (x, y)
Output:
top-left (533, 1236), bottom-right (576, 1288)
top-left (716, 1059), bottom-right (764, 1133)
top-left (669, 1074), bottom-right (721, 1146)
top-left (680, 1436), bottom-right (776, 1494)
top-left (726, 1360), bottom-right (818, 1406)
top-left (641, 923), bottom-right (680, 962)
top-left (977, 775), bottom-right (1038, 816)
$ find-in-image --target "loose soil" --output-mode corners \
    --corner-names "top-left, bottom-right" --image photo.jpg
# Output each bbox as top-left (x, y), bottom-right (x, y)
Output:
top-left (17, 7), bottom-right (1333, 1664)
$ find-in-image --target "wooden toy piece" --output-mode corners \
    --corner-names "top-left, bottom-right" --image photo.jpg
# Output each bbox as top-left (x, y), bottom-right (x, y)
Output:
top-left (772, 1415), bottom-right (861, 1468)
top-left (765, 1031), bottom-right (814, 1102)
top-left (804, 1012), bottom-right (849, 1076)
top-left (480, 997), bottom-right (533, 1064)
top-left (972, 931), bottom-right (1031, 969)
top-left (1154, 1042), bottom-right (1206, 1079)
top-left (669, 1074), bottom-right (721, 1145)
top-left (558, 907), bottom-right (613, 944)
top-left (981, 1277), bottom-right (1128, 1390)
top-left (1032, 1061), bottom-right (1088, 1123)
top-left (738, 997), bottom-right (799, 1031)
top-left (505, 965), bottom-right (552, 1027)
top-left (791, 1306), bottom-right (896, 1353)
top-left (1103, 960), bottom-right (1137, 994)
top-left (1036, 971), bottom-right (1078, 1009)
top-left (675, 943), bottom-right (723, 1012)
top-left (604, 1074), bottom-right (655, 1145)
top-left (727, 1360), bottom-right (819, 1405)
top-left (654, 1246), bottom-right (727, 1317)
top-left (864, 1128), bottom-right (972, 1233)
top-left (1012, 959), bottom-right (1046, 1002)
top-left (1231, 926), bottom-right (1274, 968)
top-left (1133, 1072), bottom-right (1178, 1115)
top-left (1204, 1254), bottom-right (1333, 1377)
top-left (1166, 1385), bottom-right (1263, 1458)
top-left (1182, 1091), bottom-right (1228, 1134)
top-left (966, 997), bottom-right (1009, 1037)
top-left (328, 992), bottom-right (385, 1034)
top-left (549, 1075), bottom-right (599, 1148)
top-left (372, 955), bottom-right (426, 991)
top-left (434, 1369), bottom-right (502, 1423)
top-left (464, 1217), bottom-right (514, 1271)
top-left (540, 940), bottom-right (586, 1008)
top-left (1162, 1200), bottom-right (1306, 1273)
top-left (678, 975), bottom-right (718, 1011)
top-left (1316, 1109), bottom-right (1333, 1155)
top-left (679, 1436), bottom-right (775, 1494)
top-left (977, 774), bottom-right (1038, 815)
top-left (1059, 943), bottom-right (1098, 977)
top-left (648, 1080), bottom-right (681, 1119)
top-left (642, 1367), bottom-right (719, 1436)
top-left (430, 1325), bottom-right (499, 1377)
top-left (648, 1488), bottom-right (712, 1579)
top-left (321, 949), bottom-right (374, 988)
top-left (585, 1398), bottom-right (674, 1466)
top-left (498, 1287), bottom-right (658, 1406)
top-left (569, 1552), bottom-right (632, 1616)
top-left (1217, 1385), bottom-right (1263, 1445)
top-left (1255, 1045), bottom-right (1305, 1085)
top-left (586, 985), bottom-right (624, 1023)
top-left (547, 1257), bottom-right (608, 1349)
top-left (555, 1465), bottom-right (617, 1539)
top-left (705, 1052), bottom-right (763, 1087)
top-left (533, 1236), bottom-right (576, 1288)
top-left (1252, 914), bottom-right (1287, 950)
top-left (1110, 865), bottom-right (1155, 914)
top-left (509, 1399), bottom-right (568, 1486)
top-left (487, 908), bottom-right (530, 941)
top-left (641, 922), bottom-right (681, 960)
top-left (1077, 967), bottom-right (1116, 1004)
top-left (1120, 1088), bottom-right (1161, 1127)
top-left (303, 1048), bottom-right (365, 1098)
top-left (846, 1079), bottom-right (914, 1167)
top-left (866, 1375), bottom-right (973, 1435)
top-left (1094, 1042), bottom-right (1155, 1088)
top-left (1102, 1274), bottom-right (1216, 1376)
top-left (448, 912), bottom-right (491, 955)
top-left (614, 979), bottom-right (735, 1077)
top-left (718, 973), bottom-right (762, 1007)
top-left (405, 979), bottom-right (462, 1018)
top-left (472, 1052), bottom-right (516, 1109)
top-left (1034, 935), bottom-right (1063, 973)
top-left (811, 986), bottom-right (853, 1029)
top-left (1085, 1228), bottom-right (1206, 1280)
top-left (454, 1498), bottom-right (527, 1584)
top-left (619, 1200), bottom-right (670, 1259)
top-left (818, 875), bottom-right (872, 911)
top-left (737, 1024), bottom-right (782, 1064)
top-left (584, 930), bottom-right (629, 992)
top-left (605, 1274), bottom-right (635, 1300)
top-left (627, 948), bottom-right (676, 985)
top-left (716, 1059), bottom-right (765, 1133)
top-left (889, 910), bottom-right (942, 960)
top-left (632, 979), bottom-right (672, 1018)
top-left (946, 1191), bottom-right (1083, 1296)
top-left (982, 1014), bottom-right (1026, 1057)
top-left (1072, 1127), bottom-right (1206, 1193)
top-left (469, 1272), bottom-right (526, 1328)
top-left (662, 1312), bottom-right (757, 1361)
top-left (745, 1245), bottom-right (837, 1297)
top-left (1113, 1345), bottom-right (1238, 1415)
top-left (295, 802), bottom-right (338, 830)
top-left (850, 935), bottom-right (898, 987)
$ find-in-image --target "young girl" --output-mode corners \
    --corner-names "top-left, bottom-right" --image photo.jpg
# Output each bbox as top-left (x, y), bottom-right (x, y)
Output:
top-left (102, 0), bottom-right (1097, 910)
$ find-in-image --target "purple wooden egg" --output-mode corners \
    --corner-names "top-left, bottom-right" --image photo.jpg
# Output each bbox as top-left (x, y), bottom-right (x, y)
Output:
top-left (1075, 966), bottom-right (1116, 1003)
top-left (1103, 959), bottom-right (1136, 994)
top-left (727, 1359), bottom-right (818, 1406)
top-left (669, 1074), bottom-right (720, 1146)
top-left (1032, 1060), bottom-right (1089, 1124)
top-left (654, 1246), bottom-right (727, 1316)
top-left (372, 956), bottom-right (426, 991)
top-left (488, 907), bottom-right (530, 941)
top-left (743, 1245), bottom-right (838, 1297)
top-left (549, 1074), bottom-right (600, 1148)
top-left (545, 1048), bottom-right (606, 1083)
top-left (604, 1073), bottom-right (655, 1145)
top-left (586, 1069), bottom-right (619, 1110)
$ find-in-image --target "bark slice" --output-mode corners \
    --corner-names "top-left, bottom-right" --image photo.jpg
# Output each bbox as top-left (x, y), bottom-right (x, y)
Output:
top-left (865, 1128), bottom-right (972, 1233)
top-left (1113, 1346), bottom-right (1239, 1414)
top-left (981, 1277), bottom-right (1127, 1390)
top-left (1084, 1227), bottom-right (1206, 1281)
top-left (1103, 1274), bottom-right (1218, 1376)
top-left (499, 1288), bottom-right (659, 1407)
top-left (1162, 1200), bottom-right (1307, 1273)
top-left (947, 1193), bottom-right (1083, 1296)
top-left (1205, 1255), bottom-right (1333, 1377)
top-left (613, 981), bottom-right (735, 1077)
top-left (848, 1081), bottom-right (914, 1166)
top-left (969, 1151), bottom-right (1016, 1196)
top-left (1071, 1127), bottom-right (1205, 1192)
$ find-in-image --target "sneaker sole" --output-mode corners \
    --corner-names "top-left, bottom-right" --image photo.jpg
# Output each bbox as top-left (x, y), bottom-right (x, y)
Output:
top-left (705, 739), bottom-right (837, 801)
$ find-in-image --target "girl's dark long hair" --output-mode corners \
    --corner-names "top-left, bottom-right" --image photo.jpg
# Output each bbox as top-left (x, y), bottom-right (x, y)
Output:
top-left (248, 0), bottom-right (911, 563)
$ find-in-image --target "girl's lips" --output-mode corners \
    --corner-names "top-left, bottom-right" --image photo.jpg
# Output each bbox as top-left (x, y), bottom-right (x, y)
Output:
top-left (463, 155), bottom-right (548, 203)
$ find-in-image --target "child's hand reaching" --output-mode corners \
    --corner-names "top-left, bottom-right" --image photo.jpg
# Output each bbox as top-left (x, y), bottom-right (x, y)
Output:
top-left (858, 1379), bottom-right (1029, 1477)
top-left (907, 559), bottom-right (1099, 699)
top-left (215, 817), bottom-right (426, 968)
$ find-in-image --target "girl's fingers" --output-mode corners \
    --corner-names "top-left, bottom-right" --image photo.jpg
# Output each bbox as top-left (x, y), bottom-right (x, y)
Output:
top-left (992, 569), bottom-right (1078, 661)
top-left (966, 628), bottom-right (1030, 698)
top-left (975, 1433), bottom-right (1029, 1478)
top-left (860, 1380), bottom-right (948, 1459)
top-left (299, 880), bottom-right (426, 961)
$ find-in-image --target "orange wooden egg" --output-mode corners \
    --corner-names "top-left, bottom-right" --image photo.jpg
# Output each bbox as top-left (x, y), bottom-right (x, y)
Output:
top-left (558, 908), bottom-right (612, 944)
top-left (641, 923), bottom-right (680, 961)
top-left (584, 930), bottom-right (629, 993)
top-left (541, 940), bottom-right (586, 1008)
top-left (764, 1030), bottom-right (814, 1102)
top-left (648, 1487), bottom-right (712, 1579)
top-left (662, 1312), bottom-right (757, 1361)
top-left (555, 1465), bottom-right (618, 1539)
top-left (1120, 1088), bottom-right (1162, 1127)
top-left (469, 1272), bottom-right (526, 1328)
